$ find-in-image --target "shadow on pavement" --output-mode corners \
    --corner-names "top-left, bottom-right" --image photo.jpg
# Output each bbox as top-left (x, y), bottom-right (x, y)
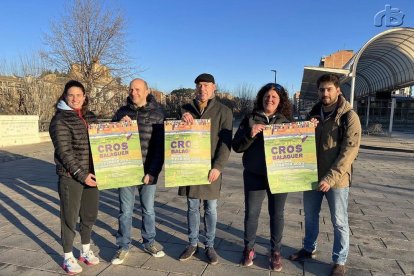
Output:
top-left (0, 150), bottom-right (312, 273)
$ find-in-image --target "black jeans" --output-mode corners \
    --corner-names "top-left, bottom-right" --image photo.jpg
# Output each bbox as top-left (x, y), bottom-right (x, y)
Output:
top-left (58, 175), bottom-right (99, 253)
top-left (243, 170), bottom-right (288, 252)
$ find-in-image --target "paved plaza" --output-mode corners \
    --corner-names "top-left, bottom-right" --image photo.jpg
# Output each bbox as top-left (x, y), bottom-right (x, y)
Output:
top-left (0, 134), bottom-right (413, 275)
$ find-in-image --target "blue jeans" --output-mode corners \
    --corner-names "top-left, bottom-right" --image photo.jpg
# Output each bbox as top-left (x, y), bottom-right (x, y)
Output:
top-left (116, 184), bottom-right (156, 250)
top-left (187, 197), bottom-right (217, 248)
top-left (303, 187), bottom-right (349, 265)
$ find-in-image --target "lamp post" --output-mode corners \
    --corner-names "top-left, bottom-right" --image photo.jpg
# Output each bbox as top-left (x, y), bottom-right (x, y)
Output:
top-left (271, 69), bottom-right (277, 84)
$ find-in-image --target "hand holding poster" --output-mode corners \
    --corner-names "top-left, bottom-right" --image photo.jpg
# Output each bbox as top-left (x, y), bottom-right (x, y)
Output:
top-left (263, 121), bottom-right (318, 194)
top-left (88, 120), bottom-right (144, 190)
top-left (164, 119), bottom-right (211, 187)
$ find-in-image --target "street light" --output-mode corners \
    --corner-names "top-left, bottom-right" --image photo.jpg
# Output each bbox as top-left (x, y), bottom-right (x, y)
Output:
top-left (271, 69), bottom-right (277, 84)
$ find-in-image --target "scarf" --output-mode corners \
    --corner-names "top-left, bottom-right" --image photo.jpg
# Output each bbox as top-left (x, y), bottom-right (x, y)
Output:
top-left (197, 100), bottom-right (208, 115)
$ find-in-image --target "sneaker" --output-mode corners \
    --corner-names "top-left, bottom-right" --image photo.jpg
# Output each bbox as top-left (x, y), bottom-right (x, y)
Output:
top-left (205, 247), bottom-right (218, 265)
top-left (144, 244), bottom-right (165, 258)
top-left (270, 251), bottom-right (282, 272)
top-left (79, 250), bottom-right (100, 266)
top-left (179, 245), bottom-right (198, 261)
top-left (288, 248), bottom-right (316, 261)
top-left (62, 257), bottom-right (82, 275)
top-left (111, 249), bottom-right (129, 265)
top-left (331, 264), bottom-right (346, 276)
top-left (241, 247), bottom-right (255, 267)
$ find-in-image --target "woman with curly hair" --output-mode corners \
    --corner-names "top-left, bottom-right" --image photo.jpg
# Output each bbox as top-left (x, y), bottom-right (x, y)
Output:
top-left (232, 83), bottom-right (292, 271)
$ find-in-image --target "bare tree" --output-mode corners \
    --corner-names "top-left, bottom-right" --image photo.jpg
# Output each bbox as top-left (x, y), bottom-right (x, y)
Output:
top-left (0, 58), bottom-right (16, 76)
top-left (234, 83), bottom-right (255, 118)
top-left (42, 0), bottom-right (132, 113)
top-left (164, 88), bottom-right (195, 119)
top-left (0, 53), bottom-right (63, 126)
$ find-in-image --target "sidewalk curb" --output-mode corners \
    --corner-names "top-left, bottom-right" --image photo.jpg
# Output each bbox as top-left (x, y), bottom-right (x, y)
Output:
top-left (360, 145), bottom-right (414, 153)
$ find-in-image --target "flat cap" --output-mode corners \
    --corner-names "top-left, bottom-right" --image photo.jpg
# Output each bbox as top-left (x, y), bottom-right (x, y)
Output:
top-left (194, 73), bottom-right (215, 84)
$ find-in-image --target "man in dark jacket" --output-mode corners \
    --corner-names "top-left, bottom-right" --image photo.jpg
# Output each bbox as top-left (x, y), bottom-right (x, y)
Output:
top-left (111, 78), bottom-right (165, 265)
top-left (178, 73), bottom-right (233, 265)
top-left (289, 74), bottom-right (361, 276)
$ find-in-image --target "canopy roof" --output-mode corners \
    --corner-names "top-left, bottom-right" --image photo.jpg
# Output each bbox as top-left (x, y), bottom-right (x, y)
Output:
top-left (300, 67), bottom-right (349, 101)
top-left (300, 28), bottom-right (414, 102)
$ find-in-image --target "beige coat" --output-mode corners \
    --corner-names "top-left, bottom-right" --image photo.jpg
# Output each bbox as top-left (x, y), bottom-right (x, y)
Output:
top-left (309, 95), bottom-right (361, 188)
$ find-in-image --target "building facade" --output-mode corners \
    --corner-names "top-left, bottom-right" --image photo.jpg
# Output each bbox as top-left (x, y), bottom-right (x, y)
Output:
top-left (319, 50), bottom-right (354, 69)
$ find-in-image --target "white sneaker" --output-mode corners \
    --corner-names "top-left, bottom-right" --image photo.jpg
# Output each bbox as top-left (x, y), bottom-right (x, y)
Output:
top-left (111, 249), bottom-right (129, 265)
top-left (78, 250), bottom-right (100, 265)
top-left (62, 257), bottom-right (83, 275)
top-left (144, 244), bottom-right (165, 258)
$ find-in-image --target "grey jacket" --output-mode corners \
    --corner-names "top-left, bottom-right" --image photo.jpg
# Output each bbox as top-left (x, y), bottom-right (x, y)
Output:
top-left (178, 97), bottom-right (233, 199)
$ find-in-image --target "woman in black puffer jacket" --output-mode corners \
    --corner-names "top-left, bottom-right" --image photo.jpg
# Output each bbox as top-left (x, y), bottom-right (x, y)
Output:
top-left (49, 80), bottom-right (100, 275)
top-left (232, 83), bottom-right (293, 272)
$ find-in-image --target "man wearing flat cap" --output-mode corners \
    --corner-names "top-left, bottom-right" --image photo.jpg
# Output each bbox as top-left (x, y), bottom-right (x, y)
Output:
top-left (178, 73), bottom-right (233, 265)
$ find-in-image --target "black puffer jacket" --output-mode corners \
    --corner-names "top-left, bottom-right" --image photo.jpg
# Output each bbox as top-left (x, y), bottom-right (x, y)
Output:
top-left (49, 109), bottom-right (98, 183)
top-left (112, 94), bottom-right (164, 183)
top-left (232, 111), bottom-right (290, 175)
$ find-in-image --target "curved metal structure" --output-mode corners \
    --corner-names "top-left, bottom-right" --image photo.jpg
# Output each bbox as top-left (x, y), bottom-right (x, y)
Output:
top-left (301, 28), bottom-right (414, 106)
top-left (345, 27), bottom-right (414, 103)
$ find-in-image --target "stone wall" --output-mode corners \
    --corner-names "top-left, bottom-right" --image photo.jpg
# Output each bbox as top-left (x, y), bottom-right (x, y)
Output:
top-left (0, 115), bottom-right (41, 147)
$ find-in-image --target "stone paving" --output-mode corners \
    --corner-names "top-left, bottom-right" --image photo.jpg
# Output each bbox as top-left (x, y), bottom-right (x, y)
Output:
top-left (0, 135), bottom-right (413, 275)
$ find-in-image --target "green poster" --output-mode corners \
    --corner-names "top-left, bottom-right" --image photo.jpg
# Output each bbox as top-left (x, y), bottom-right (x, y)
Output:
top-left (164, 119), bottom-right (211, 187)
top-left (88, 120), bottom-right (144, 190)
top-left (263, 121), bottom-right (318, 194)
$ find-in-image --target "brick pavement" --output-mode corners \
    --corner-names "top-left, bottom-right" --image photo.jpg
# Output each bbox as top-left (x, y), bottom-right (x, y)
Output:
top-left (0, 139), bottom-right (413, 275)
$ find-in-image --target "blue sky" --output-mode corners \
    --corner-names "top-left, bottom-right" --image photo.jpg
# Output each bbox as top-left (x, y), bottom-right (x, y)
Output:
top-left (0, 0), bottom-right (413, 96)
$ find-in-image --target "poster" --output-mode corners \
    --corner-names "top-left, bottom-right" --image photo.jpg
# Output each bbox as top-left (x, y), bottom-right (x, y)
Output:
top-left (263, 121), bottom-right (318, 194)
top-left (88, 120), bottom-right (144, 190)
top-left (164, 119), bottom-right (211, 187)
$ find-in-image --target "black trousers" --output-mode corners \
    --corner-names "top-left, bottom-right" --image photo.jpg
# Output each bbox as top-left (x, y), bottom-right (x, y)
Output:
top-left (243, 170), bottom-right (288, 252)
top-left (58, 176), bottom-right (99, 253)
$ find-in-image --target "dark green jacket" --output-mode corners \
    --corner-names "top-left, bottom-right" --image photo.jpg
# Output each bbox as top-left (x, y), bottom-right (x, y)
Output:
top-left (178, 97), bottom-right (233, 200)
